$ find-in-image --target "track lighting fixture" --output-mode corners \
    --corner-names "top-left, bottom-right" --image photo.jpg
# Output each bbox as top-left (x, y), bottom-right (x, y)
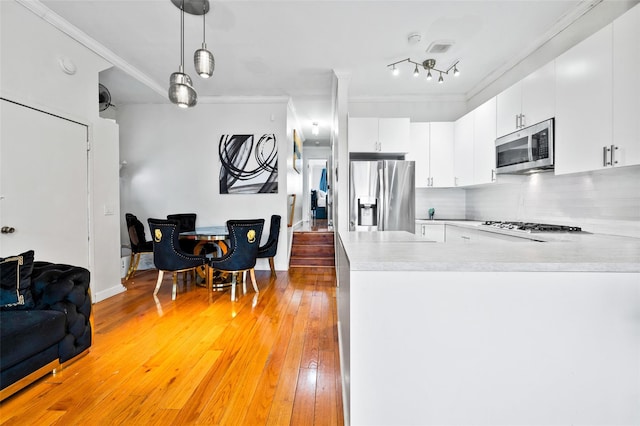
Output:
top-left (387, 58), bottom-right (460, 84)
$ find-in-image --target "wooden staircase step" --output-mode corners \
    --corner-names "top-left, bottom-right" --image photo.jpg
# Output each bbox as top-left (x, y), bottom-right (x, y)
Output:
top-left (291, 245), bottom-right (335, 258)
top-left (289, 257), bottom-right (335, 267)
top-left (290, 231), bottom-right (336, 268)
top-left (292, 232), bottom-right (334, 246)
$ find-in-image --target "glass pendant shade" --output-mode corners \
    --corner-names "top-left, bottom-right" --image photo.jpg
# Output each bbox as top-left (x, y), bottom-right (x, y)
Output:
top-left (194, 44), bottom-right (214, 78)
top-left (169, 67), bottom-right (197, 108)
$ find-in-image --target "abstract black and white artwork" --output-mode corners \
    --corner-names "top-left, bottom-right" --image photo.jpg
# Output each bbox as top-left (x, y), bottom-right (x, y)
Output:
top-left (219, 134), bottom-right (278, 194)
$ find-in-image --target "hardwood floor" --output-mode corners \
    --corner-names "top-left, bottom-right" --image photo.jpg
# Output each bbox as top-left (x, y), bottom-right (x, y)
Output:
top-left (0, 268), bottom-right (343, 425)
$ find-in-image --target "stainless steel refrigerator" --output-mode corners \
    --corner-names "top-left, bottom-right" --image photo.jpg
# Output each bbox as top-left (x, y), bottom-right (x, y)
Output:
top-left (349, 160), bottom-right (415, 232)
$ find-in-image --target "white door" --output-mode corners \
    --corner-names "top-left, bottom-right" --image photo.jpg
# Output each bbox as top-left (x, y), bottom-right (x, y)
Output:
top-left (1, 99), bottom-right (89, 268)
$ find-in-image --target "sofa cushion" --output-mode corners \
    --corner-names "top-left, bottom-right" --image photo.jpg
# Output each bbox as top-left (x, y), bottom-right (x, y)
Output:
top-left (0, 250), bottom-right (35, 309)
top-left (0, 310), bottom-right (65, 371)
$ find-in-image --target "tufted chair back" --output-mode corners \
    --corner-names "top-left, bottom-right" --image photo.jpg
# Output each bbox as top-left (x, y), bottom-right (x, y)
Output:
top-left (210, 219), bottom-right (264, 272)
top-left (147, 219), bottom-right (207, 272)
top-left (167, 213), bottom-right (197, 233)
top-left (125, 213), bottom-right (153, 254)
top-left (209, 219), bottom-right (265, 301)
top-left (257, 215), bottom-right (281, 259)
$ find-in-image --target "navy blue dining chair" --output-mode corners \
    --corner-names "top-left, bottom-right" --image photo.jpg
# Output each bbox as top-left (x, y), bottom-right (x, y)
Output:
top-left (148, 218), bottom-right (208, 300)
top-left (125, 213), bottom-right (154, 280)
top-left (209, 219), bottom-right (264, 301)
top-left (257, 215), bottom-right (281, 275)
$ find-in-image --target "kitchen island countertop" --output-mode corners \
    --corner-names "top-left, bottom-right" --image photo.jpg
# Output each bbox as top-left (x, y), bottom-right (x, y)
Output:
top-left (339, 229), bottom-right (640, 272)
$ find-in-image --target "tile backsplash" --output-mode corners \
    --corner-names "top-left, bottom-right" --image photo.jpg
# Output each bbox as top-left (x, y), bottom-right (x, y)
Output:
top-left (416, 166), bottom-right (640, 237)
top-left (465, 165), bottom-right (640, 237)
top-left (415, 188), bottom-right (466, 220)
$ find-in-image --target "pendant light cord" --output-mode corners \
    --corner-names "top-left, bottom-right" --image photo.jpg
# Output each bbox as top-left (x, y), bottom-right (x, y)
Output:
top-left (180, 1), bottom-right (184, 69)
top-left (202, 4), bottom-right (206, 45)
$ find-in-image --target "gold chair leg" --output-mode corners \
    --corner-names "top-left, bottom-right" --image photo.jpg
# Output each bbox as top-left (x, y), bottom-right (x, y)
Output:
top-left (125, 253), bottom-right (137, 280)
top-left (268, 257), bottom-right (276, 275)
top-left (172, 272), bottom-right (178, 300)
top-left (153, 270), bottom-right (165, 296)
top-left (242, 271), bottom-right (247, 294)
top-left (249, 268), bottom-right (259, 293)
top-left (230, 273), bottom-right (237, 301)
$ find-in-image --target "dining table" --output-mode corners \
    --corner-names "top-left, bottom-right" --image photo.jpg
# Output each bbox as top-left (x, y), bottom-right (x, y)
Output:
top-left (179, 225), bottom-right (230, 285)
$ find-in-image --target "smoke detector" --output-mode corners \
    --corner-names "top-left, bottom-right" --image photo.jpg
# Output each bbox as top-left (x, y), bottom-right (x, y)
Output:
top-left (427, 41), bottom-right (454, 54)
top-left (407, 33), bottom-right (422, 45)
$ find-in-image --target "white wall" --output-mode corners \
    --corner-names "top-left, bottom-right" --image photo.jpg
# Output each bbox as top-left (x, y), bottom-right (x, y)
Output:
top-left (1, 1), bottom-right (123, 302)
top-left (287, 101), bottom-right (304, 230)
top-left (117, 100), bottom-right (292, 271)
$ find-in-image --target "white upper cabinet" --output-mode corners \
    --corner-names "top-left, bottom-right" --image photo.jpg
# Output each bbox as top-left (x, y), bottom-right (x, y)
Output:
top-left (555, 23), bottom-right (613, 175)
top-left (454, 111), bottom-right (474, 187)
top-left (473, 97), bottom-right (497, 185)
top-left (348, 117), bottom-right (410, 153)
top-left (408, 122), bottom-right (454, 187)
top-left (496, 61), bottom-right (555, 137)
top-left (613, 4), bottom-right (640, 167)
top-left (348, 117), bottom-right (378, 152)
top-left (408, 122), bottom-right (430, 187)
top-left (429, 122), bottom-right (455, 187)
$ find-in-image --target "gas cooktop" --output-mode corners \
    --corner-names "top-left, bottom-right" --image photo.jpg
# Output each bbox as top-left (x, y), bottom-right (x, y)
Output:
top-left (482, 221), bottom-right (582, 233)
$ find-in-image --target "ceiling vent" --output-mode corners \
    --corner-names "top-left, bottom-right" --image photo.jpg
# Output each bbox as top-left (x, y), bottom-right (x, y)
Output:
top-left (427, 41), bottom-right (454, 54)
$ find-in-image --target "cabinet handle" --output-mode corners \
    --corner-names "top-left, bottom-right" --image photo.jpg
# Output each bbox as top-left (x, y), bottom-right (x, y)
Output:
top-left (603, 146), bottom-right (612, 166)
top-left (429, 177), bottom-right (433, 187)
top-left (491, 169), bottom-right (496, 182)
top-left (421, 226), bottom-right (426, 237)
top-left (454, 177), bottom-right (459, 186)
top-left (515, 114), bottom-right (519, 129)
top-left (520, 114), bottom-right (525, 128)
top-left (611, 145), bottom-right (618, 165)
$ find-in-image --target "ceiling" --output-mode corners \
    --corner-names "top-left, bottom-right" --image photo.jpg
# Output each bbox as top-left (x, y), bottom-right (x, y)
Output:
top-left (36, 0), bottom-right (634, 146)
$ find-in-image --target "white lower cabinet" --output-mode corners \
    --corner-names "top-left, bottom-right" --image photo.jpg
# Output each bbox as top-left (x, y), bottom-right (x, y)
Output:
top-left (415, 222), bottom-right (445, 242)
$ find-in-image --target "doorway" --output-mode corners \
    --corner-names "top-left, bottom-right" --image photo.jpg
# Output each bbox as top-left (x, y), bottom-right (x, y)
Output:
top-left (307, 159), bottom-right (328, 225)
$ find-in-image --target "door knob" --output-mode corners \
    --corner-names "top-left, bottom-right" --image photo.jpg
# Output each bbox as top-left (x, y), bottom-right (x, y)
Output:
top-left (1, 226), bottom-right (15, 234)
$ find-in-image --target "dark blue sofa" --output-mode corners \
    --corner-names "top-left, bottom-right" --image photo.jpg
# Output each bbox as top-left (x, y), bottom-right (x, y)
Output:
top-left (0, 261), bottom-right (92, 400)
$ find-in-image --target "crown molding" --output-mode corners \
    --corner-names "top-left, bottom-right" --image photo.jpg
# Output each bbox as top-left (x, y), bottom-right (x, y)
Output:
top-left (198, 95), bottom-right (290, 105)
top-left (465, 0), bottom-right (604, 100)
top-left (17, 0), bottom-right (166, 99)
top-left (349, 94), bottom-right (467, 104)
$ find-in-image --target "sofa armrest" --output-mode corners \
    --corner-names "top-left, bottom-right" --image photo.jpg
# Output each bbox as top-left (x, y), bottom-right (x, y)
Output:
top-left (30, 262), bottom-right (92, 363)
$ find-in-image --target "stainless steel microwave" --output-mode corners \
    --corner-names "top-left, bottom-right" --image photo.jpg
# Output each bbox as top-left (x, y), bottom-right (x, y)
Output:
top-left (495, 118), bottom-right (554, 174)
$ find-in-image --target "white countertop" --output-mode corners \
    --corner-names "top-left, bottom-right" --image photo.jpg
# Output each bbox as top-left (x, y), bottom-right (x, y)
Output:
top-left (339, 228), bottom-right (640, 272)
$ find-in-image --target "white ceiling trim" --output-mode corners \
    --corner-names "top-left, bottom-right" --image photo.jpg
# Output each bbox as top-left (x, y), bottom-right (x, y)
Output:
top-left (17, 0), bottom-right (167, 99)
top-left (349, 94), bottom-right (467, 104)
top-left (465, 0), bottom-right (604, 100)
top-left (198, 95), bottom-right (290, 105)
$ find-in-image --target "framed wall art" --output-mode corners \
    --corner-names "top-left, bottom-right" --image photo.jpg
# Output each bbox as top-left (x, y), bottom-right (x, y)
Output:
top-left (219, 133), bottom-right (278, 194)
top-left (293, 129), bottom-right (302, 174)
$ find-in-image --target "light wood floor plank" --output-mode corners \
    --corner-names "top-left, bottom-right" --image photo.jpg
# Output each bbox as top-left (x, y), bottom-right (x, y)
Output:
top-left (0, 268), bottom-right (342, 426)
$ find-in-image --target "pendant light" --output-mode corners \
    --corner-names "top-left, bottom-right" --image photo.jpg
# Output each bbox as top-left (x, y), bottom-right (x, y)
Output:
top-left (168, 0), bottom-right (197, 108)
top-left (194, 2), bottom-right (214, 78)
